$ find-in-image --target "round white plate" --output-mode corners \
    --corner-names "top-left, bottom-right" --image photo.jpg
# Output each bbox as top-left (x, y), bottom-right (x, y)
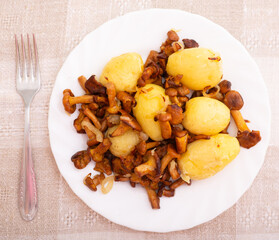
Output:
top-left (48, 9), bottom-right (271, 232)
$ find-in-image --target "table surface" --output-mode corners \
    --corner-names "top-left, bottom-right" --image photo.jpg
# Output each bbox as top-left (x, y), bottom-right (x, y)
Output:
top-left (0, 0), bottom-right (278, 239)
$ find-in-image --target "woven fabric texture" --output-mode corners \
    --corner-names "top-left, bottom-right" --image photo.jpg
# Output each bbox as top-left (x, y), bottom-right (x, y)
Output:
top-left (0, 0), bottom-right (278, 239)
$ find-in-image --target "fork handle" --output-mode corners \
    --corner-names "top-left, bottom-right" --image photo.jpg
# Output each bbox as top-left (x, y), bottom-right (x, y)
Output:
top-left (19, 104), bottom-right (38, 221)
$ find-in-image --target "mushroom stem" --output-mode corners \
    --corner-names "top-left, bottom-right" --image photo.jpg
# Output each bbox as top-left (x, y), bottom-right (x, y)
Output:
top-left (155, 112), bottom-right (172, 139)
top-left (170, 178), bottom-right (186, 189)
top-left (145, 186), bottom-right (160, 209)
top-left (69, 95), bottom-right (94, 105)
top-left (162, 188), bottom-right (175, 197)
top-left (105, 82), bottom-right (120, 114)
top-left (146, 142), bottom-right (160, 149)
top-left (83, 108), bottom-right (101, 130)
top-left (136, 141), bottom-right (147, 155)
top-left (160, 121), bottom-right (172, 139)
top-left (174, 130), bottom-right (188, 154)
top-left (231, 110), bottom-right (250, 132)
top-left (78, 75), bottom-right (90, 94)
top-left (160, 144), bottom-right (181, 174)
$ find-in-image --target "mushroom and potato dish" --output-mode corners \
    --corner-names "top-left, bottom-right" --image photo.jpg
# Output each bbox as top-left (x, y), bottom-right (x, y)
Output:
top-left (62, 30), bottom-right (261, 209)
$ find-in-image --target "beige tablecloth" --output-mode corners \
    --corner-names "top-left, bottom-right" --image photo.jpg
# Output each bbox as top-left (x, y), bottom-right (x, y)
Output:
top-left (0, 0), bottom-right (278, 239)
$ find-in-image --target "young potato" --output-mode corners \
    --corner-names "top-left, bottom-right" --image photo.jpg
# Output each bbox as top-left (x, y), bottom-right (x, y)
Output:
top-left (182, 97), bottom-right (230, 135)
top-left (178, 134), bottom-right (240, 180)
top-left (106, 126), bottom-right (140, 157)
top-left (100, 52), bottom-right (144, 92)
top-left (166, 48), bottom-right (222, 90)
top-left (133, 84), bottom-right (170, 141)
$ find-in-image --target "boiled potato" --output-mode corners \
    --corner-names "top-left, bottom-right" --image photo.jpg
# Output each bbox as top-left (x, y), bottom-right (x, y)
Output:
top-left (183, 97), bottom-right (230, 135)
top-left (166, 48), bottom-right (222, 90)
top-left (178, 134), bottom-right (240, 180)
top-left (133, 84), bottom-right (170, 141)
top-left (100, 52), bottom-right (143, 92)
top-left (106, 126), bottom-right (140, 157)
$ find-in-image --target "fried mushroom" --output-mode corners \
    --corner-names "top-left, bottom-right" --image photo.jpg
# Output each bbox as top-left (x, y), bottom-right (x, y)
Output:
top-left (71, 150), bottom-right (91, 169)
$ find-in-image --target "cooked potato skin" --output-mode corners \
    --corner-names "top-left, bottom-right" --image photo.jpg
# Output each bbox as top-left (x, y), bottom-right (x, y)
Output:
top-left (182, 97), bottom-right (230, 135)
top-left (106, 126), bottom-right (140, 157)
top-left (178, 134), bottom-right (240, 180)
top-left (166, 48), bottom-right (222, 90)
top-left (133, 84), bottom-right (170, 141)
top-left (100, 53), bottom-right (144, 92)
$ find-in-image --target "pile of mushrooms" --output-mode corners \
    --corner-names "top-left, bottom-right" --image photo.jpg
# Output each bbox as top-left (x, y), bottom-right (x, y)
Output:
top-left (62, 30), bottom-right (261, 209)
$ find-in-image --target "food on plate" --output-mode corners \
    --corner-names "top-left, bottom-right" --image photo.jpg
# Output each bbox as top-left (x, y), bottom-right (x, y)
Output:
top-left (178, 134), bottom-right (240, 180)
top-left (61, 30), bottom-right (261, 209)
top-left (182, 97), bottom-right (230, 135)
top-left (99, 52), bottom-right (144, 92)
top-left (133, 84), bottom-right (170, 141)
top-left (166, 48), bottom-right (222, 90)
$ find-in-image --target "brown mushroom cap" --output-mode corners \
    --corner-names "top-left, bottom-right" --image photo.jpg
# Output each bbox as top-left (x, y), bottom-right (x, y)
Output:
top-left (173, 129), bottom-right (187, 138)
top-left (165, 88), bottom-right (178, 97)
top-left (167, 104), bottom-right (183, 125)
top-left (182, 39), bottom-right (199, 49)
top-left (71, 150), bottom-right (91, 169)
top-left (167, 30), bottom-right (179, 42)
top-left (155, 112), bottom-right (172, 122)
top-left (219, 80), bottom-right (232, 94)
top-left (85, 75), bottom-right (106, 95)
top-left (63, 89), bottom-right (76, 114)
top-left (177, 85), bottom-right (190, 96)
top-left (237, 130), bottom-right (261, 149)
top-left (223, 90), bottom-right (244, 110)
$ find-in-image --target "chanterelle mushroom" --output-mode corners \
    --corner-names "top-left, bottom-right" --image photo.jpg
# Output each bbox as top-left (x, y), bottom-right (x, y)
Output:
top-left (63, 89), bottom-right (94, 114)
top-left (218, 80), bottom-right (231, 94)
top-left (231, 110), bottom-right (261, 148)
top-left (71, 150), bottom-right (91, 169)
top-left (237, 130), bottom-right (261, 149)
top-left (223, 90), bottom-right (244, 110)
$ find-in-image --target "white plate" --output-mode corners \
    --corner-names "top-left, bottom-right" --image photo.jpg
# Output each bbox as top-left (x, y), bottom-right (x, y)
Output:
top-left (48, 9), bottom-right (271, 232)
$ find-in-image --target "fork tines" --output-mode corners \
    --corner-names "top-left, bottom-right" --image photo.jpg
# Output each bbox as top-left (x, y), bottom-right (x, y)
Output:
top-left (15, 34), bottom-right (40, 87)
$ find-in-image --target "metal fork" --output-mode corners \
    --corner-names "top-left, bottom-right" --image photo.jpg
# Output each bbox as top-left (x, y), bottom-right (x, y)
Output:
top-left (15, 34), bottom-right (40, 221)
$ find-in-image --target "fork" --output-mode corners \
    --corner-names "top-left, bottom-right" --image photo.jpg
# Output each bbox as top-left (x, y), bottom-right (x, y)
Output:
top-left (15, 34), bottom-right (40, 221)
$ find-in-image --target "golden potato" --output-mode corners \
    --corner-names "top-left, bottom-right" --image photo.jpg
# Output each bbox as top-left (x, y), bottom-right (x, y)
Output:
top-left (106, 126), bottom-right (140, 157)
top-left (166, 48), bottom-right (222, 90)
top-left (178, 134), bottom-right (240, 180)
top-left (100, 52), bottom-right (143, 92)
top-left (133, 84), bottom-right (170, 141)
top-left (182, 97), bottom-right (230, 135)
